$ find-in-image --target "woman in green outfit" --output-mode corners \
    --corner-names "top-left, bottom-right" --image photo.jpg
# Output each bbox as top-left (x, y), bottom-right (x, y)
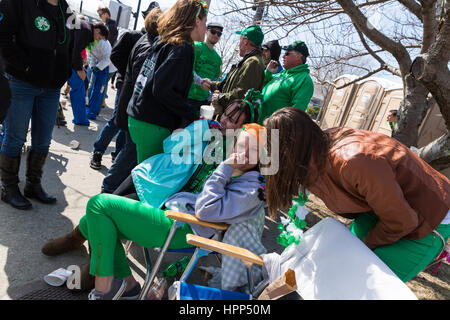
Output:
top-left (83, 123), bottom-right (267, 300)
top-left (264, 107), bottom-right (450, 283)
top-left (126, 0), bottom-right (208, 164)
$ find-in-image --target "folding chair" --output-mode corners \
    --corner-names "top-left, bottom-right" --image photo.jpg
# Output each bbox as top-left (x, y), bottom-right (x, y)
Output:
top-left (167, 233), bottom-right (296, 300)
top-left (171, 217), bottom-right (419, 300)
top-left (137, 210), bottom-right (229, 300)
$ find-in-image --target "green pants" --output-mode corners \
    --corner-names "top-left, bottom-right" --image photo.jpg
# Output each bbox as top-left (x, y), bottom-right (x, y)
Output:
top-left (350, 212), bottom-right (450, 282)
top-left (128, 116), bottom-right (171, 164)
top-left (79, 194), bottom-right (193, 278)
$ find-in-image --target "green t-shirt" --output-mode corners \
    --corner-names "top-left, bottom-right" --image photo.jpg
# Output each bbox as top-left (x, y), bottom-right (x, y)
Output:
top-left (188, 41), bottom-right (222, 102)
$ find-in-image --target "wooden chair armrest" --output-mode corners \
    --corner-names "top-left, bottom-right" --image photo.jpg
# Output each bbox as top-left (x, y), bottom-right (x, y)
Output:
top-left (165, 210), bottom-right (228, 231)
top-left (186, 234), bottom-right (264, 266)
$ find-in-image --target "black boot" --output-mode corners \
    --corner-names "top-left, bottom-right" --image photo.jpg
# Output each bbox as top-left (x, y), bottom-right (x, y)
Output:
top-left (0, 153), bottom-right (32, 210)
top-left (23, 150), bottom-right (56, 204)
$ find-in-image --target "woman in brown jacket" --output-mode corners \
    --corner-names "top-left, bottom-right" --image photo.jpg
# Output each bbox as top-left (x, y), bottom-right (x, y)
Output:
top-left (264, 107), bottom-right (450, 282)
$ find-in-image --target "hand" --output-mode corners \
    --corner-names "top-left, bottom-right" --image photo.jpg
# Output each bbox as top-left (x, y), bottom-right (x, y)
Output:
top-left (267, 60), bottom-right (279, 73)
top-left (224, 152), bottom-right (256, 171)
top-left (201, 78), bottom-right (211, 91)
top-left (77, 70), bottom-right (87, 81)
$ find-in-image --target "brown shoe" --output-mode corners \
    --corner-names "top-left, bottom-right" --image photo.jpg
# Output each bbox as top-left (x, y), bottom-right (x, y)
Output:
top-left (41, 225), bottom-right (86, 256)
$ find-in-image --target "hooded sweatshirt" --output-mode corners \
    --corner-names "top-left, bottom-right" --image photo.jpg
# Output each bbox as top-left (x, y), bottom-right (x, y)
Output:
top-left (127, 38), bottom-right (197, 131)
top-left (0, 0), bottom-right (74, 88)
top-left (164, 162), bottom-right (266, 238)
top-left (259, 63), bottom-right (314, 124)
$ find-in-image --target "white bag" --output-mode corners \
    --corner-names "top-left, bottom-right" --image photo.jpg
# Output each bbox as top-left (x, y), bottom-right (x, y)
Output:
top-left (262, 218), bottom-right (417, 300)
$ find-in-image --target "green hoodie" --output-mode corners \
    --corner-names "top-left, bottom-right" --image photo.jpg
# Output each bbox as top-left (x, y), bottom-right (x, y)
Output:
top-left (259, 63), bottom-right (314, 124)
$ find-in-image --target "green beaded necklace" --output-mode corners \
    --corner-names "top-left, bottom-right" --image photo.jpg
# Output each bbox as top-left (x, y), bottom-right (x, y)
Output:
top-left (276, 192), bottom-right (309, 248)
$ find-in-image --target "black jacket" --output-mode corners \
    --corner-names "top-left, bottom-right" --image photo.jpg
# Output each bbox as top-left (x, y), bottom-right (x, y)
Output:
top-left (0, 0), bottom-right (74, 89)
top-left (71, 20), bottom-right (93, 72)
top-left (110, 30), bottom-right (145, 91)
top-left (126, 38), bottom-right (197, 131)
top-left (105, 18), bottom-right (118, 47)
top-left (0, 55), bottom-right (11, 123)
top-left (114, 33), bottom-right (157, 131)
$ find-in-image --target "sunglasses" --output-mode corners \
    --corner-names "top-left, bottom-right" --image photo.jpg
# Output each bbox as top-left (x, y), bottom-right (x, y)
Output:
top-left (283, 51), bottom-right (298, 56)
top-left (209, 29), bottom-right (222, 37)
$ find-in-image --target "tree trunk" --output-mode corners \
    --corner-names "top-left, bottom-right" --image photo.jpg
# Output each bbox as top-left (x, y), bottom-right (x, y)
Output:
top-left (417, 132), bottom-right (450, 170)
top-left (252, 0), bottom-right (265, 25)
top-left (392, 74), bottom-right (428, 147)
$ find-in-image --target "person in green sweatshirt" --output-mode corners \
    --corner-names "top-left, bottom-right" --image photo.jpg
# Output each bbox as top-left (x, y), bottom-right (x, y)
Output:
top-left (258, 40), bottom-right (314, 124)
top-left (187, 22), bottom-right (223, 117)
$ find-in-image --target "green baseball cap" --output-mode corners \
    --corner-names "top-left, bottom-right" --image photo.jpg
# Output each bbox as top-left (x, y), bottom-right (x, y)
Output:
top-left (282, 40), bottom-right (309, 58)
top-left (235, 25), bottom-right (264, 47)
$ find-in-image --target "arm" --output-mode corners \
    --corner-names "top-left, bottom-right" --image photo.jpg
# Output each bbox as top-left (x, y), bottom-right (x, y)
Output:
top-left (114, 46), bottom-right (138, 130)
top-left (342, 156), bottom-right (420, 249)
top-left (0, 0), bottom-right (30, 72)
top-left (194, 163), bottom-right (262, 224)
top-left (291, 76), bottom-right (314, 111)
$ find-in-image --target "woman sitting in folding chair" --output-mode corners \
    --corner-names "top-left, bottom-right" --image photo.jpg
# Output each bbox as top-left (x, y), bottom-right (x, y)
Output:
top-left (80, 123), bottom-right (268, 300)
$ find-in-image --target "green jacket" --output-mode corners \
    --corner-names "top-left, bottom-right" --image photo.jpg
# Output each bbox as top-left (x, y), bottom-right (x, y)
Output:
top-left (259, 63), bottom-right (314, 124)
top-left (188, 42), bottom-right (222, 102)
top-left (212, 49), bottom-right (265, 110)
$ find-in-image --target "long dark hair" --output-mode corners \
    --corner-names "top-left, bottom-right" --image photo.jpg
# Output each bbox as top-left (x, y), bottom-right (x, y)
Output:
top-left (264, 107), bottom-right (330, 218)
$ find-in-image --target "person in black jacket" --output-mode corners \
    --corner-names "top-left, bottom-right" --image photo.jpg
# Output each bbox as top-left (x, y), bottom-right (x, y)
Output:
top-left (89, 8), bottom-right (162, 197)
top-left (0, 0), bottom-right (75, 210)
top-left (127, 0), bottom-right (208, 164)
top-left (97, 6), bottom-right (118, 47)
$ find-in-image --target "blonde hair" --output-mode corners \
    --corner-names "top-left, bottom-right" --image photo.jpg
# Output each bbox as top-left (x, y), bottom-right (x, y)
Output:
top-left (144, 7), bottom-right (162, 37)
top-left (157, 0), bottom-right (207, 46)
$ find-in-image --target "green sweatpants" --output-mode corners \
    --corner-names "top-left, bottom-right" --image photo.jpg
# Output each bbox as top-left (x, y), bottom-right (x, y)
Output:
top-left (79, 193), bottom-right (194, 278)
top-left (350, 212), bottom-right (450, 282)
top-left (128, 116), bottom-right (171, 164)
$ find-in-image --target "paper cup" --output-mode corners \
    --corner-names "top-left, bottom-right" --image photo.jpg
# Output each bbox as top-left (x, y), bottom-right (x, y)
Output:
top-left (200, 105), bottom-right (215, 120)
top-left (69, 140), bottom-right (80, 150)
top-left (44, 268), bottom-right (73, 287)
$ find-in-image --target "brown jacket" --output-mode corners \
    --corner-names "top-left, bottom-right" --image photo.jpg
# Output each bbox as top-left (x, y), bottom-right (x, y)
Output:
top-left (211, 49), bottom-right (265, 112)
top-left (309, 128), bottom-right (450, 250)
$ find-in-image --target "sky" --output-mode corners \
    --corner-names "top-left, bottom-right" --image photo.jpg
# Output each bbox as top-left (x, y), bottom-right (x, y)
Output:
top-left (65, 0), bottom-right (408, 84)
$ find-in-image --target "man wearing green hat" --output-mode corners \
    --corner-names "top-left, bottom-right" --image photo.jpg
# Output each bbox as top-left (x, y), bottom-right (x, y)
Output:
top-left (210, 25), bottom-right (265, 117)
top-left (258, 40), bottom-right (314, 124)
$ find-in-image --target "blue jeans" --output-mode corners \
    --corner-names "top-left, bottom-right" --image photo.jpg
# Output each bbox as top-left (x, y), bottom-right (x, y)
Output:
top-left (92, 88), bottom-right (125, 155)
top-left (101, 130), bottom-right (137, 193)
top-left (101, 72), bottom-right (115, 102)
top-left (68, 69), bottom-right (90, 126)
top-left (87, 66), bottom-right (109, 120)
top-left (1, 74), bottom-right (60, 157)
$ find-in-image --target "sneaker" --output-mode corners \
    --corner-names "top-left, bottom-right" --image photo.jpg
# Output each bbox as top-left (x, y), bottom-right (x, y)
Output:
top-left (88, 278), bottom-right (127, 300)
top-left (90, 152), bottom-right (103, 170)
top-left (120, 282), bottom-right (142, 300)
